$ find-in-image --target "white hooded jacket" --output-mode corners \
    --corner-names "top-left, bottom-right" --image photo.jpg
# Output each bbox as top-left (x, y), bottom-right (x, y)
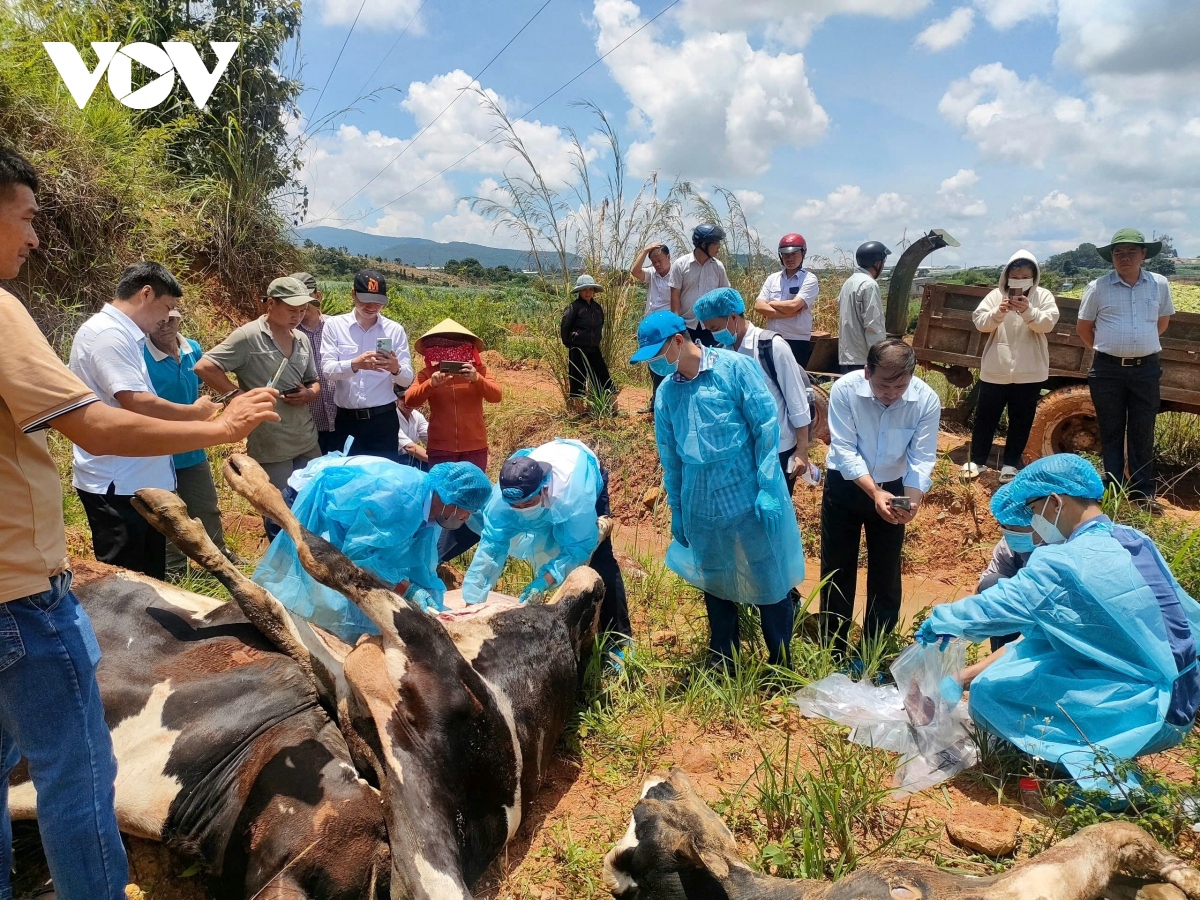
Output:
top-left (972, 249), bottom-right (1060, 384)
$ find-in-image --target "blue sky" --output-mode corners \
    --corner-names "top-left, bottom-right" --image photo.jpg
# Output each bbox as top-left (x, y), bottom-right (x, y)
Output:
top-left (291, 0), bottom-right (1200, 265)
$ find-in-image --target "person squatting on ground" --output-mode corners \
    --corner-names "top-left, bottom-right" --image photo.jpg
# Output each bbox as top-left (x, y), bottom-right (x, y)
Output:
top-left (964, 250), bottom-right (1059, 483)
top-left (631, 241), bottom-right (673, 407)
top-left (320, 269), bottom-right (414, 461)
top-left (70, 262), bottom-right (223, 580)
top-left (1077, 228), bottom-right (1176, 502)
top-left (194, 276), bottom-right (322, 538)
top-left (560, 274), bottom-right (616, 406)
top-left (143, 308), bottom-right (243, 572)
top-left (755, 233), bottom-right (820, 369)
top-left (406, 317), bottom-right (502, 471)
top-left (461, 439), bottom-right (632, 644)
top-left (0, 146), bottom-right (280, 900)
top-left (631, 311), bottom-right (805, 669)
top-left (821, 339), bottom-right (940, 656)
top-left (253, 457), bottom-right (493, 642)
top-left (918, 453), bottom-right (1200, 802)
top-left (836, 241), bottom-right (890, 375)
top-left (669, 223), bottom-right (730, 347)
top-left (694, 287), bottom-right (815, 494)
top-left (292, 271), bottom-right (341, 454)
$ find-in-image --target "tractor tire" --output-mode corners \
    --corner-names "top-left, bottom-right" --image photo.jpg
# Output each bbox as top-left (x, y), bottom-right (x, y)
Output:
top-left (811, 384), bottom-right (830, 445)
top-left (1023, 385), bottom-right (1102, 464)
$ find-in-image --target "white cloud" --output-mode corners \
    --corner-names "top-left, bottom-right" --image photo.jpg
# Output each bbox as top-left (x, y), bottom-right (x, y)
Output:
top-left (594, 0), bottom-right (829, 179)
top-left (915, 7), bottom-right (975, 51)
top-left (429, 200), bottom-right (524, 247)
top-left (316, 0), bottom-right (426, 30)
top-left (793, 185), bottom-right (914, 250)
top-left (366, 210), bottom-right (427, 238)
top-left (936, 168), bottom-right (987, 217)
top-left (972, 0), bottom-right (1054, 29)
top-left (733, 189), bottom-right (765, 219)
top-left (672, 0), bottom-right (931, 48)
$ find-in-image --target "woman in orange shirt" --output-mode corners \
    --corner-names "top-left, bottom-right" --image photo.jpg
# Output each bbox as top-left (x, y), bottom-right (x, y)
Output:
top-left (404, 319), bottom-right (502, 471)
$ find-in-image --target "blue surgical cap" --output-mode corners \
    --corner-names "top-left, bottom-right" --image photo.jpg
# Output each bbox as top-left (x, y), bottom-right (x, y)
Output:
top-left (693, 287), bottom-right (745, 321)
top-left (990, 453), bottom-right (1105, 526)
top-left (427, 462), bottom-right (493, 511)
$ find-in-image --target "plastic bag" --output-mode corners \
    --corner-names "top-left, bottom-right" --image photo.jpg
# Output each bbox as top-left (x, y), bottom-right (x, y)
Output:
top-left (791, 641), bottom-right (978, 794)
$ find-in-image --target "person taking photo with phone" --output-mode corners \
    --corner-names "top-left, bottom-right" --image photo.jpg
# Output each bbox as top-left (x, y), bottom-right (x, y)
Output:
top-left (820, 339), bottom-right (941, 657)
top-left (194, 277), bottom-right (322, 536)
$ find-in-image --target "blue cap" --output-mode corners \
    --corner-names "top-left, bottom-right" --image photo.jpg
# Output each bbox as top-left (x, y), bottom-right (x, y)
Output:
top-left (693, 287), bottom-right (745, 321)
top-left (990, 453), bottom-right (1105, 526)
top-left (630, 310), bottom-right (687, 363)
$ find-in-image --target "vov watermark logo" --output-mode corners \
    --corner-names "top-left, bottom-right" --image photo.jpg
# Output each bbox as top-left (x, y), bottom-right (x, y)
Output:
top-left (42, 42), bottom-right (239, 110)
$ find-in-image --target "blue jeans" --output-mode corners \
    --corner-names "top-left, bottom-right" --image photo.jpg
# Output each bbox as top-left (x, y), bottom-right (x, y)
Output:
top-left (0, 573), bottom-right (127, 900)
top-left (703, 592), bottom-right (796, 669)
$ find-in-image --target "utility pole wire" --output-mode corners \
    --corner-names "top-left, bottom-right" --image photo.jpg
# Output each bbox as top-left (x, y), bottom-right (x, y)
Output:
top-left (306, 0), bottom-right (369, 129)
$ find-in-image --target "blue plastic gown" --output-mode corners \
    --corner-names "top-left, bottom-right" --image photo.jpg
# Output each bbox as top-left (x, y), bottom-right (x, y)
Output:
top-left (928, 516), bottom-right (1200, 797)
top-left (461, 439), bottom-right (602, 604)
top-left (654, 348), bottom-right (805, 605)
top-left (253, 454), bottom-right (444, 642)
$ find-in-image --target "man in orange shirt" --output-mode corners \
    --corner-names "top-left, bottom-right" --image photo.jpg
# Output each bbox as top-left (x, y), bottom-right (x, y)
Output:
top-left (0, 147), bottom-right (279, 900)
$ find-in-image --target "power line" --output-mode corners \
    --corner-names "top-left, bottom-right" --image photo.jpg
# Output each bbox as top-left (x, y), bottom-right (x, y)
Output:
top-left (328, 0), bottom-right (680, 227)
top-left (350, 0), bottom-right (429, 104)
top-left (322, 0), bottom-right (556, 220)
top-left (306, 0), bottom-right (370, 129)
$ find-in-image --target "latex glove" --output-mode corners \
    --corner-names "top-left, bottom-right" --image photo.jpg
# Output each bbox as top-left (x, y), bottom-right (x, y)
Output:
top-left (754, 490), bottom-right (782, 533)
top-left (915, 620), bottom-right (952, 649)
top-left (518, 581), bottom-right (545, 605)
top-left (403, 583), bottom-right (439, 613)
top-left (670, 508), bottom-right (688, 548)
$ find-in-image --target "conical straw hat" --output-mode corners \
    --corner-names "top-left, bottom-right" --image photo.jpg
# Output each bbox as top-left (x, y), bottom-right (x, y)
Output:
top-left (415, 318), bottom-right (484, 353)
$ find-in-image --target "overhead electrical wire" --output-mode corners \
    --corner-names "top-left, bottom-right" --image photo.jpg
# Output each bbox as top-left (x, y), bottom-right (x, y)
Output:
top-left (306, 0), bottom-right (370, 129)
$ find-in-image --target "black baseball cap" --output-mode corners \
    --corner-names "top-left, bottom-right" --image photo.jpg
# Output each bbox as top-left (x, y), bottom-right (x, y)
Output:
top-left (499, 455), bottom-right (552, 504)
top-left (353, 269), bottom-right (388, 301)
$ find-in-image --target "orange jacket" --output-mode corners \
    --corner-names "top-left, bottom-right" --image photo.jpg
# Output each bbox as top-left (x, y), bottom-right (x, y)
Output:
top-left (404, 362), bottom-right (503, 453)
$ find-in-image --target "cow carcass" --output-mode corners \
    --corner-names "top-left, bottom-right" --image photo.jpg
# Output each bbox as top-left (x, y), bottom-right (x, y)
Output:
top-left (605, 769), bottom-right (1200, 900)
top-left (12, 454), bottom-right (603, 899)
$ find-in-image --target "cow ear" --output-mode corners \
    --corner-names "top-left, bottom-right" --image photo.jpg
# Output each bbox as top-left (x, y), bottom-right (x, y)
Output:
top-left (671, 832), bottom-right (729, 879)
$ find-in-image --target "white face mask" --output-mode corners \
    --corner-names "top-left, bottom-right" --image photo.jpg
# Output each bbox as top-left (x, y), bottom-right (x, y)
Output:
top-left (1030, 494), bottom-right (1067, 545)
top-left (1008, 277), bottom-right (1034, 290)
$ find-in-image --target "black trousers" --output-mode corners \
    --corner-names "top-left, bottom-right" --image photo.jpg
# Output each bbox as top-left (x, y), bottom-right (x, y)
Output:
top-left (704, 592), bottom-right (795, 669)
top-left (687, 326), bottom-right (719, 348)
top-left (317, 430), bottom-right (341, 454)
top-left (566, 346), bottom-right (614, 398)
top-left (783, 338), bottom-right (813, 370)
top-left (332, 404), bottom-right (402, 463)
top-left (838, 363), bottom-right (862, 375)
top-left (1088, 354), bottom-right (1160, 499)
top-left (818, 470), bottom-right (905, 652)
top-left (970, 381), bottom-right (1042, 468)
top-left (778, 449), bottom-right (799, 495)
top-left (77, 484), bottom-right (167, 579)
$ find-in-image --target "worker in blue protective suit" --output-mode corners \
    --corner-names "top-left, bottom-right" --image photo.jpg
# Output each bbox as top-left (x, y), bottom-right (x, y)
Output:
top-left (918, 453), bottom-right (1200, 801)
top-left (253, 455), bottom-right (493, 642)
top-left (630, 309), bottom-right (806, 669)
top-left (976, 488), bottom-right (1036, 653)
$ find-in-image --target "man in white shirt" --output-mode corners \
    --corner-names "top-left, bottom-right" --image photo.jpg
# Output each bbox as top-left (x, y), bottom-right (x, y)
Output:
top-left (837, 241), bottom-right (890, 373)
top-left (668, 223), bottom-right (730, 346)
top-left (631, 241), bottom-right (673, 409)
top-left (320, 269), bottom-right (414, 461)
top-left (755, 233), bottom-right (820, 368)
top-left (69, 262), bottom-right (221, 578)
top-left (820, 339), bottom-right (941, 654)
top-left (394, 386), bottom-right (430, 470)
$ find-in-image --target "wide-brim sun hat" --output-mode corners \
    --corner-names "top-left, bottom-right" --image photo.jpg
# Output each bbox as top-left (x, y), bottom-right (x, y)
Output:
top-left (1097, 228), bottom-right (1162, 263)
top-left (415, 318), bottom-right (484, 354)
top-left (571, 274), bottom-right (604, 294)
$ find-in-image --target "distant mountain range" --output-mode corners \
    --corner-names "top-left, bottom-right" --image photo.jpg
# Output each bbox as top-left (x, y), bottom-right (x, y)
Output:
top-left (294, 226), bottom-right (565, 270)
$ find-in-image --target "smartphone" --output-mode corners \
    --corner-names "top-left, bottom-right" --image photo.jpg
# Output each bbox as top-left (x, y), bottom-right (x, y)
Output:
top-left (439, 360), bottom-right (466, 374)
top-left (282, 386), bottom-right (301, 396)
top-left (889, 496), bottom-right (913, 511)
top-left (376, 337), bottom-right (393, 354)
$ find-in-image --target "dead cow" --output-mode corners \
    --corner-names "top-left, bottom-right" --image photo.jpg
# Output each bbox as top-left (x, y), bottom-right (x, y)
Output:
top-left (605, 769), bottom-right (1200, 900)
top-left (11, 453), bottom-right (602, 899)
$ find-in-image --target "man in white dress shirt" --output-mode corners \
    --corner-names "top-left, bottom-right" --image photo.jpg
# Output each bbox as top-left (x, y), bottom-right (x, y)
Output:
top-left (630, 241), bottom-right (673, 409)
top-left (755, 233), bottom-right (820, 368)
top-left (320, 269), bottom-right (414, 461)
top-left (668, 223), bottom-right (730, 347)
top-left (69, 262), bottom-right (221, 578)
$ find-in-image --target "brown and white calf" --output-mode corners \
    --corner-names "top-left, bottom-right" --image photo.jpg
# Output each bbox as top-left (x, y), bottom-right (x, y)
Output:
top-left (11, 453), bottom-right (603, 899)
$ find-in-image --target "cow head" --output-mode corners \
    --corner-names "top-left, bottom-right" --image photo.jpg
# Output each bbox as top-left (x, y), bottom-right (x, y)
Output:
top-left (217, 454), bottom-right (603, 899)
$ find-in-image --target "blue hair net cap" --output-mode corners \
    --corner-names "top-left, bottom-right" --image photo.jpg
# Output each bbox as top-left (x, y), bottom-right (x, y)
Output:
top-left (693, 287), bottom-right (745, 321)
top-left (427, 462), bottom-right (493, 511)
top-left (990, 453), bottom-right (1105, 526)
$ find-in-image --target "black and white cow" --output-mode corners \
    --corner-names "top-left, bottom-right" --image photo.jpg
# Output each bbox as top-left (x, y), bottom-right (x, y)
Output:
top-left (12, 453), bottom-right (604, 899)
top-left (604, 769), bottom-right (1200, 900)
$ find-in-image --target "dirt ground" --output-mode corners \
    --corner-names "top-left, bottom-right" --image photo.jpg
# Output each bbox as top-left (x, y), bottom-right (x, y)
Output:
top-left (37, 357), bottom-right (1198, 899)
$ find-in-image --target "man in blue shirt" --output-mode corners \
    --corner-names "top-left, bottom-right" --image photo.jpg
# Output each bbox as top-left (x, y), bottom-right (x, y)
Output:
top-left (1077, 228), bottom-right (1176, 501)
top-left (144, 310), bottom-right (242, 571)
top-left (821, 339), bottom-right (940, 654)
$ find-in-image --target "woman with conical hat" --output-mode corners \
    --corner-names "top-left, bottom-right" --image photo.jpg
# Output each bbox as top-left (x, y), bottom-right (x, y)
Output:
top-left (404, 318), bottom-right (502, 473)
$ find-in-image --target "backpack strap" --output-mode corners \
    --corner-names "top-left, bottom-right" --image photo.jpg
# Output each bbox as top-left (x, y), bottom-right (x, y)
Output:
top-left (756, 330), bottom-right (815, 436)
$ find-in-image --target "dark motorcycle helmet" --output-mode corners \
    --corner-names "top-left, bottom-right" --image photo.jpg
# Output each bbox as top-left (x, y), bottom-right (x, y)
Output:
top-left (692, 223), bottom-right (726, 250)
top-left (855, 240), bottom-right (891, 269)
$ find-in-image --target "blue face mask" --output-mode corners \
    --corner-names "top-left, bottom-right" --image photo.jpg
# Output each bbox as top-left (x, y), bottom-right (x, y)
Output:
top-left (710, 318), bottom-right (736, 346)
top-left (649, 347), bottom-right (678, 377)
top-left (1001, 528), bottom-right (1035, 555)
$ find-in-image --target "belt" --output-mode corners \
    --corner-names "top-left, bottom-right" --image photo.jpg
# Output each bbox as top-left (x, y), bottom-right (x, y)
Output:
top-left (337, 403), bottom-right (394, 420)
top-left (1096, 351), bottom-right (1158, 367)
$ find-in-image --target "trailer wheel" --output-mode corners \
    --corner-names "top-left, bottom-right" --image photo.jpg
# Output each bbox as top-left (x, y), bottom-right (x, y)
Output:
top-left (811, 384), bottom-right (830, 445)
top-left (1024, 385), bottom-right (1101, 463)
